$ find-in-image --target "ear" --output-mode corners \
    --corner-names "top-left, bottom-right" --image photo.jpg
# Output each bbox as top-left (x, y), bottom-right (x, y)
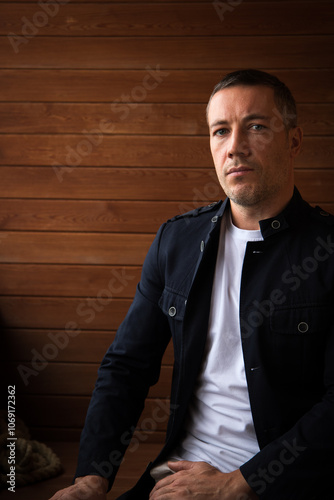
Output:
top-left (289, 126), bottom-right (303, 158)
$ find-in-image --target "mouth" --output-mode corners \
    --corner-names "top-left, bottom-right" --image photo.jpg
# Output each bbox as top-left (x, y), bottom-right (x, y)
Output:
top-left (226, 166), bottom-right (254, 177)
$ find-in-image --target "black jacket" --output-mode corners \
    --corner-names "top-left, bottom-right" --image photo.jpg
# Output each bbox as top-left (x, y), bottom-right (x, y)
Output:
top-left (75, 188), bottom-right (334, 499)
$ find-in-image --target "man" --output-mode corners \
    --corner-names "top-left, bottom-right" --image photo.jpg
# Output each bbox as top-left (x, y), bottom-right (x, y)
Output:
top-left (50, 69), bottom-right (334, 500)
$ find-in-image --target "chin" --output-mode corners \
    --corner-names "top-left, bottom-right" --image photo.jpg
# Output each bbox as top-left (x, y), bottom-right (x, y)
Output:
top-left (231, 195), bottom-right (258, 208)
top-left (231, 189), bottom-right (267, 208)
top-left (226, 184), bottom-right (258, 206)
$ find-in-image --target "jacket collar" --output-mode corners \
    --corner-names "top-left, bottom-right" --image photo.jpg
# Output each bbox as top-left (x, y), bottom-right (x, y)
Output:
top-left (214, 187), bottom-right (308, 240)
top-left (259, 187), bottom-right (308, 239)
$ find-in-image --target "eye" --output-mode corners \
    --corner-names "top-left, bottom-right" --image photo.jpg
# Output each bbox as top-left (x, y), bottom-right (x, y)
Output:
top-left (213, 128), bottom-right (228, 136)
top-left (251, 124), bottom-right (266, 131)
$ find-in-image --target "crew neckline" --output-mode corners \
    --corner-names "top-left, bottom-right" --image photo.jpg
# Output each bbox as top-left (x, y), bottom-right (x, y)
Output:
top-left (227, 211), bottom-right (263, 241)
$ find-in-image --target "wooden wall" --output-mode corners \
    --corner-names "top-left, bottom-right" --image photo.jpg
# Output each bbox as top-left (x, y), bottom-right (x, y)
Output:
top-left (1, 0), bottom-right (333, 442)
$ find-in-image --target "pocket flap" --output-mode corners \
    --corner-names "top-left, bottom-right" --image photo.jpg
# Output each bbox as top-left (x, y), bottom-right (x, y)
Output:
top-left (270, 305), bottom-right (331, 335)
top-left (159, 288), bottom-right (187, 320)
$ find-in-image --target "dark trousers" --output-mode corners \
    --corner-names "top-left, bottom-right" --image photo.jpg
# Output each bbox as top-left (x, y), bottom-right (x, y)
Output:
top-left (115, 468), bottom-right (155, 500)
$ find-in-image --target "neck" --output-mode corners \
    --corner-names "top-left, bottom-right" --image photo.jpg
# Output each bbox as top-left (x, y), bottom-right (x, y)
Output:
top-left (230, 190), bottom-right (294, 230)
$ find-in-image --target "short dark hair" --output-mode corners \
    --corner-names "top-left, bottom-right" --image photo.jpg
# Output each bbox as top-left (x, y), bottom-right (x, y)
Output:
top-left (207, 69), bottom-right (298, 130)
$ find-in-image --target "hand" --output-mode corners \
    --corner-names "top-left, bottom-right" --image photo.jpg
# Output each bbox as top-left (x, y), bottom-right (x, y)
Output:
top-left (48, 474), bottom-right (108, 499)
top-left (149, 461), bottom-right (258, 500)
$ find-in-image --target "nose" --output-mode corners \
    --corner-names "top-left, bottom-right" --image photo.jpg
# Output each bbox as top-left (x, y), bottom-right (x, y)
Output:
top-left (228, 129), bottom-right (250, 158)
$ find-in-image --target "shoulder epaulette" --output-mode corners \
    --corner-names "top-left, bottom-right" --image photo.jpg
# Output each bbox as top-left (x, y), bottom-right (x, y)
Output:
top-left (311, 205), bottom-right (334, 226)
top-left (167, 201), bottom-right (223, 223)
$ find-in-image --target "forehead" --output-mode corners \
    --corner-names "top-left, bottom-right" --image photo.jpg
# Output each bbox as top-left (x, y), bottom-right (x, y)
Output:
top-left (208, 85), bottom-right (277, 124)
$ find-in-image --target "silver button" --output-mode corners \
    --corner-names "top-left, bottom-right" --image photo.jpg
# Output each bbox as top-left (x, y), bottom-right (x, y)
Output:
top-left (298, 321), bottom-right (309, 333)
top-left (211, 216), bottom-right (218, 223)
top-left (168, 306), bottom-right (176, 317)
top-left (200, 240), bottom-right (205, 252)
top-left (271, 220), bottom-right (281, 230)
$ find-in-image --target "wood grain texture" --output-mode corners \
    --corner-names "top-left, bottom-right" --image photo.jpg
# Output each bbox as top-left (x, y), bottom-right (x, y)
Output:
top-left (1, 167), bottom-right (333, 201)
top-left (0, 135), bottom-right (333, 168)
top-left (2, 36), bottom-right (333, 69)
top-left (1, 296), bottom-right (132, 329)
top-left (0, 0), bottom-right (326, 2)
top-left (1, 0), bottom-right (333, 444)
top-left (1, 2), bottom-right (333, 37)
top-left (0, 200), bottom-right (189, 232)
top-left (3, 328), bottom-right (174, 363)
top-left (6, 362), bottom-right (173, 396)
top-left (0, 103), bottom-right (333, 135)
top-left (2, 69), bottom-right (334, 102)
top-left (0, 264), bottom-right (141, 295)
top-left (0, 166), bottom-right (221, 200)
top-left (28, 428), bottom-right (166, 444)
top-left (0, 232), bottom-right (154, 264)
top-left (0, 199), bottom-right (332, 234)
top-left (16, 395), bottom-right (171, 431)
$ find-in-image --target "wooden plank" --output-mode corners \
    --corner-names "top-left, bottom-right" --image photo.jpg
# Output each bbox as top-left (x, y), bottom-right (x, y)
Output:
top-left (0, 135), bottom-right (211, 168)
top-left (0, 103), bottom-right (208, 136)
top-left (4, 329), bottom-right (119, 363)
top-left (1, 36), bottom-right (333, 69)
top-left (1, 2), bottom-right (332, 37)
top-left (0, 0), bottom-right (201, 2)
top-left (297, 104), bottom-right (334, 136)
top-left (0, 103), bottom-right (332, 136)
top-left (0, 167), bottom-right (221, 201)
top-left (1, 167), bottom-right (332, 203)
top-left (0, 232), bottom-right (154, 264)
top-left (0, 0), bottom-right (324, 3)
top-left (0, 264), bottom-right (141, 296)
top-left (295, 170), bottom-right (334, 203)
top-left (4, 328), bottom-right (175, 364)
top-left (1, 194), bottom-right (332, 231)
top-left (5, 362), bottom-right (173, 397)
top-left (2, 69), bottom-right (334, 103)
top-left (0, 200), bottom-right (186, 232)
top-left (0, 296), bottom-right (132, 330)
top-left (27, 427), bottom-right (166, 444)
top-left (17, 395), bottom-right (171, 431)
top-left (296, 138), bottom-right (334, 169)
top-left (0, 135), bottom-right (333, 168)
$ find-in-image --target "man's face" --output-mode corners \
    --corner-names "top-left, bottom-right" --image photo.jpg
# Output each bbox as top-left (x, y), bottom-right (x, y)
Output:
top-left (207, 85), bottom-right (301, 210)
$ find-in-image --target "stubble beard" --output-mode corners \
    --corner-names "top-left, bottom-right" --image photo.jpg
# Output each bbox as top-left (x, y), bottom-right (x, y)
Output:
top-left (220, 155), bottom-right (292, 209)
top-left (221, 174), bottom-right (289, 209)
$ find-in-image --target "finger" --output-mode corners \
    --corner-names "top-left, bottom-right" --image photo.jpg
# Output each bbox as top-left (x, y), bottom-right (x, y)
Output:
top-left (49, 488), bottom-right (70, 499)
top-left (49, 484), bottom-right (92, 500)
top-left (167, 460), bottom-right (193, 472)
top-left (150, 473), bottom-right (177, 494)
top-left (149, 485), bottom-right (175, 500)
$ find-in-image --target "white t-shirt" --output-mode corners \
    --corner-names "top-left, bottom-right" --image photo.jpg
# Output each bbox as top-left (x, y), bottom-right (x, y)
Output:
top-left (153, 212), bottom-right (263, 478)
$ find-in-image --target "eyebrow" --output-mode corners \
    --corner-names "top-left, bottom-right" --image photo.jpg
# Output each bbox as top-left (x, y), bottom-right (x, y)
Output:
top-left (209, 114), bottom-right (271, 129)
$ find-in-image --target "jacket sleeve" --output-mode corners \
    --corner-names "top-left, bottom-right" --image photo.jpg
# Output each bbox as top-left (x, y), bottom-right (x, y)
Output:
top-left (240, 320), bottom-right (334, 499)
top-left (74, 223), bottom-right (171, 489)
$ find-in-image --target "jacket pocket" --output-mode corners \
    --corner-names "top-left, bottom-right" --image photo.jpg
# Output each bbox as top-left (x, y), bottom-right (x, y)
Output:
top-left (268, 304), bottom-right (331, 389)
top-left (158, 287), bottom-right (187, 321)
top-left (270, 304), bottom-right (331, 336)
top-left (158, 288), bottom-right (188, 361)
